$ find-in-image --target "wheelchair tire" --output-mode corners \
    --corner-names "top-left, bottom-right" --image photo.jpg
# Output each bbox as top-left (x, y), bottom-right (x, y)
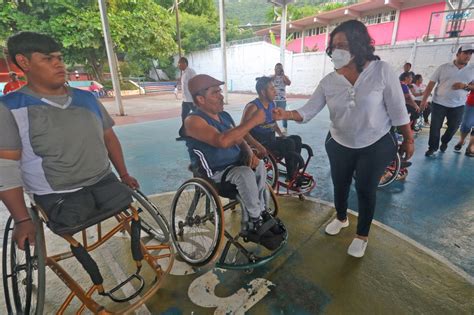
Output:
top-left (378, 152), bottom-right (401, 187)
top-left (170, 178), bottom-right (224, 267)
top-left (352, 152), bottom-right (401, 188)
top-left (131, 190), bottom-right (170, 243)
top-left (2, 210), bottom-right (45, 315)
top-left (264, 155), bottom-right (279, 189)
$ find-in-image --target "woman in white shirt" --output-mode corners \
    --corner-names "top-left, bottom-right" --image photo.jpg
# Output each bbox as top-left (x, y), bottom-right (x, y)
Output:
top-left (273, 20), bottom-right (414, 257)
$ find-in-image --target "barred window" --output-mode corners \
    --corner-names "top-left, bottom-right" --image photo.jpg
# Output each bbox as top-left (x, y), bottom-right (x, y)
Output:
top-left (362, 10), bottom-right (396, 25)
top-left (292, 31), bottom-right (303, 39)
top-left (305, 26), bottom-right (327, 37)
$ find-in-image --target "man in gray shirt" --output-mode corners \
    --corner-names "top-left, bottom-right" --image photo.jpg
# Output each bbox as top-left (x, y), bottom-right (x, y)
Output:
top-left (0, 32), bottom-right (138, 248)
top-left (271, 63), bottom-right (291, 134)
top-left (176, 56), bottom-right (196, 141)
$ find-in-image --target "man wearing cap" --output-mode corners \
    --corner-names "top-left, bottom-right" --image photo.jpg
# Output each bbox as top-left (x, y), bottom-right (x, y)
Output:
top-left (421, 44), bottom-right (474, 156)
top-left (3, 72), bottom-right (26, 94)
top-left (183, 74), bottom-right (285, 250)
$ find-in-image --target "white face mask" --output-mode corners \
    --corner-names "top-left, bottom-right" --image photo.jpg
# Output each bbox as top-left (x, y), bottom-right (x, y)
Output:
top-left (331, 49), bottom-right (352, 70)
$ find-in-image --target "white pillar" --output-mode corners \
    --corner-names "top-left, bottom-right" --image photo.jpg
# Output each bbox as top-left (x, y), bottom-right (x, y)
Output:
top-left (280, 3), bottom-right (288, 67)
top-left (98, 0), bottom-right (124, 116)
top-left (391, 9), bottom-right (401, 45)
top-left (219, 0), bottom-right (228, 104)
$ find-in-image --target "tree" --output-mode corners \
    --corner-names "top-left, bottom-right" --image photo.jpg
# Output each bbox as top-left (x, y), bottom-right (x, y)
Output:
top-left (0, 0), bottom-right (177, 80)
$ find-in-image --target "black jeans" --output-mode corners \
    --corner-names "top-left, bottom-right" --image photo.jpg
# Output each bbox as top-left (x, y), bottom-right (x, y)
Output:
top-left (325, 132), bottom-right (397, 236)
top-left (178, 101), bottom-right (195, 137)
top-left (266, 135), bottom-right (302, 180)
top-left (428, 102), bottom-right (464, 151)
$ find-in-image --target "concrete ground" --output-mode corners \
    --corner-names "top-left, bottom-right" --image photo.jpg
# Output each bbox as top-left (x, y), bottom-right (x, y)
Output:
top-left (1, 92), bottom-right (473, 314)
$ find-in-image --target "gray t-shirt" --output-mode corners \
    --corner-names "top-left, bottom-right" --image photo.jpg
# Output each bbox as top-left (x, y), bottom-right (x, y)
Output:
top-left (0, 86), bottom-right (115, 195)
top-left (272, 74), bottom-right (287, 101)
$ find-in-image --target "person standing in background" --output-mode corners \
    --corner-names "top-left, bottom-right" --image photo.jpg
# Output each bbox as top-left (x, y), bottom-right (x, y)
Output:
top-left (3, 72), bottom-right (26, 94)
top-left (176, 57), bottom-right (196, 141)
top-left (420, 44), bottom-right (474, 156)
top-left (271, 63), bottom-right (291, 135)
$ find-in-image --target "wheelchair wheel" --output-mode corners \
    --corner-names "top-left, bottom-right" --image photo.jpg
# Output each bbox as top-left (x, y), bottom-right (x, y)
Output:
top-left (170, 178), bottom-right (224, 266)
top-left (378, 153), bottom-right (401, 187)
top-left (2, 210), bottom-right (45, 315)
top-left (264, 155), bottom-right (278, 189)
top-left (265, 183), bottom-right (279, 217)
top-left (132, 190), bottom-right (170, 243)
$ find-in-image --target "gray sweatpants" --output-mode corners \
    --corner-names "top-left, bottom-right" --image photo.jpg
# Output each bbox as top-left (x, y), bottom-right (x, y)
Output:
top-left (211, 161), bottom-right (266, 220)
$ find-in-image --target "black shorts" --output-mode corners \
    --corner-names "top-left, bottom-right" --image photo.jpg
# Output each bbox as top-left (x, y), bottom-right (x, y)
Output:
top-left (34, 173), bottom-right (133, 235)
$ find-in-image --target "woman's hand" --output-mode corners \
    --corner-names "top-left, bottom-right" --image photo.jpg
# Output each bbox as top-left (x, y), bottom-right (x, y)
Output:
top-left (399, 140), bottom-right (414, 160)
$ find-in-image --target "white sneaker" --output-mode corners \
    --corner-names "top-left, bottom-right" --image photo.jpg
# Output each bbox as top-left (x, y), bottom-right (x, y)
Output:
top-left (347, 238), bottom-right (368, 258)
top-left (325, 218), bottom-right (349, 235)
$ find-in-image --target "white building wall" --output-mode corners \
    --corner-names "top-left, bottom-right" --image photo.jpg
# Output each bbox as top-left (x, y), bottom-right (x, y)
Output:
top-left (184, 39), bottom-right (472, 96)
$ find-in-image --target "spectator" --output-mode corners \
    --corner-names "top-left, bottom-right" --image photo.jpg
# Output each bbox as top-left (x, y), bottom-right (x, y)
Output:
top-left (3, 72), bottom-right (26, 94)
top-left (400, 72), bottom-right (421, 129)
top-left (401, 62), bottom-right (415, 81)
top-left (410, 74), bottom-right (430, 125)
top-left (454, 88), bottom-right (474, 156)
top-left (271, 63), bottom-right (291, 134)
top-left (88, 81), bottom-right (100, 98)
top-left (420, 44), bottom-right (474, 156)
top-left (176, 57), bottom-right (196, 141)
top-left (273, 20), bottom-right (413, 258)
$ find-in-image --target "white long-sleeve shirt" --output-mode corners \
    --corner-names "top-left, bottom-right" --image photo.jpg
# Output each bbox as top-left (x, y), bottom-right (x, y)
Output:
top-left (181, 67), bottom-right (196, 102)
top-left (297, 60), bottom-right (409, 149)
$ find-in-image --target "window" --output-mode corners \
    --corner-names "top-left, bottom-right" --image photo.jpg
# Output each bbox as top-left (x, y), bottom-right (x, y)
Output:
top-left (362, 10), bottom-right (396, 25)
top-left (305, 26), bottom-right (327, 37)
top-left (292, 31), bottom-right (302, 39)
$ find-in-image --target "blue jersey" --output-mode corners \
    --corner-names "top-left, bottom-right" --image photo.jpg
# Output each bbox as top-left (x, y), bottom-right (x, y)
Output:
top-left (186, 110), bottom-right (241, 177)
top-left (249, 98), bottom-right (277, 145)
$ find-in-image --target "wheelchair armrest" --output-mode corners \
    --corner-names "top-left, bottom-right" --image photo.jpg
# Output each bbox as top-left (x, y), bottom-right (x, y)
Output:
top-left (301, 144), bottom-right (314, 157)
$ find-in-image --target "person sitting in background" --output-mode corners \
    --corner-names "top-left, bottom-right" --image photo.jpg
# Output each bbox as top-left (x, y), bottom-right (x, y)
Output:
top-left (410, 74), bottom-right (430, 126)
top-left (400, 72), bottom-right (420, 130)
top-left (241, 76), bottom-right (303, 183)
top-left (3, 72), bottom-right (26, 94)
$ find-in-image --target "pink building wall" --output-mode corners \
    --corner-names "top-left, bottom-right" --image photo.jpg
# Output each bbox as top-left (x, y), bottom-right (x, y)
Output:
top-left (286, 38), bottom-right (301, 52)
top-left (303, 34), bottom-right (327, 52)
top-left (367, 22), bottom-right (394, 45)
top-left (396, 2), bottom-right (446, 41)
top-left (462, 20), bottom-right (474, 37)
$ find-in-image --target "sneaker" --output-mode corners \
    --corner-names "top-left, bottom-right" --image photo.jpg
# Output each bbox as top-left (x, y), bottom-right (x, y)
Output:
top-left (440, 143), bottom-right (448, 152)
top-left (325, 218), bottom-right (349, 235)
top-left (425, 149), bottom-right (436, 157)
top-left (347, 238), bottom-right (368, 258)
top-left (424, 121), bottom-right (430, 127)
top-left (466, 149), bottom-right (474, 157)
top-left (454, 143), bottom-right (463, 152)
top-left (243, 218), bottom-right (283, 250)
top-left (261, 211), bottom-right (286, 235)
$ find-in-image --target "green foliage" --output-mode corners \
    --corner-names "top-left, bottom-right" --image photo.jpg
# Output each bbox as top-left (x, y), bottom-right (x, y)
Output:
top-left (266, 1), bottom-right (349, 23)
top-left (154, 0), bottom-right (216, 18)
top-left (223, 0), bottom-right (272, 25)
top-left (102, 80), bottom-right (138, 90)
top-left (1, 0), bottom-right (176, 80)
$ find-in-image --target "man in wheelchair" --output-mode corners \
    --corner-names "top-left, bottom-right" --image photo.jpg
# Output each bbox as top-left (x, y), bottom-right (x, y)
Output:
top-left (183, 74), bottom-right (286, 250)
top-left (0, 32), bottom-right (138, 248)
top-left (241, 76), bottom-right (306, 186)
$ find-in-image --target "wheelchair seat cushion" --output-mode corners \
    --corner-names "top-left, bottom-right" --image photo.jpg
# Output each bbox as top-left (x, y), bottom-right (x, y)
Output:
top-left (34, 173), bottom-right (133, 235)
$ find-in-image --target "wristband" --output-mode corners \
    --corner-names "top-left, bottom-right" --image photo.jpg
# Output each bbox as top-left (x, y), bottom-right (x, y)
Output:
top-left (120, 173), bottom-right (129, 179)
top-left (403, 138), bottom-right (415, 144)
top-left (15, 217), bottom-right (32, 224)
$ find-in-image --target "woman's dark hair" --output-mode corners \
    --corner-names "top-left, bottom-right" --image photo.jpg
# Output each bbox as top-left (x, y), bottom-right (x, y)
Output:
top-left (413, 74), bottom-right (422, 83)
top-left (7, 31), bottom-right (62, 71)
top-left (255, 76), bottom-right (273, 95)
top-left (326, 20), bottom-right (378, 73)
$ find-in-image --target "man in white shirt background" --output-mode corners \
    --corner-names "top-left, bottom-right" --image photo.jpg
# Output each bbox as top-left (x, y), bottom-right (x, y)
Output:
top-left (421, 44), bottom-right (474, 156)
top-left (176, 56), bottom-right (196, 141)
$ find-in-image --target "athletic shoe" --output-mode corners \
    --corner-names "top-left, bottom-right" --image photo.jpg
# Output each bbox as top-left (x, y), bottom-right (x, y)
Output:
top-left (454, 143), bottom-right (463, 152)
top-left (325, 218), bottom-right (349, 235)
top-left (425, 149), bottom-right (436, 157)
top-left (440, 143), bottom-right (448, 152)
top-left (347, 238), bottom-right (368, 258)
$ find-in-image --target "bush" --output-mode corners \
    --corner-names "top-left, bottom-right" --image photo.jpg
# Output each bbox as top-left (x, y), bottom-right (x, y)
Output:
top-left (102, 80), bottom-right (138, 91)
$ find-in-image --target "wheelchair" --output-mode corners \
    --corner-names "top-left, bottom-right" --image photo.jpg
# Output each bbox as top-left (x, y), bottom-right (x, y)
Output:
top-left (263, 143), bottom-right (316, 200)
top-left (170, 166), bottom-right (287, 271)
top-left (2, 189), bottom-right (173, 314)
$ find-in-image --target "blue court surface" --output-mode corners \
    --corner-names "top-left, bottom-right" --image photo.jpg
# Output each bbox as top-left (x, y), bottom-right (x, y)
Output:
top-left (114, 100), bottom-right (473, 278)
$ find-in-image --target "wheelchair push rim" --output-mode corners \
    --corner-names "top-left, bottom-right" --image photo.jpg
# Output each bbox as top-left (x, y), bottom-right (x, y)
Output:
top-left (2, 212), bottom-right (46, 315)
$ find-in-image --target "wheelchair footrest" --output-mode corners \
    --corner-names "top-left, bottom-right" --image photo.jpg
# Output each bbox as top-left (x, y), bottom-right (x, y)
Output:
top-left (99, 268), bottom-right (145, 303)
